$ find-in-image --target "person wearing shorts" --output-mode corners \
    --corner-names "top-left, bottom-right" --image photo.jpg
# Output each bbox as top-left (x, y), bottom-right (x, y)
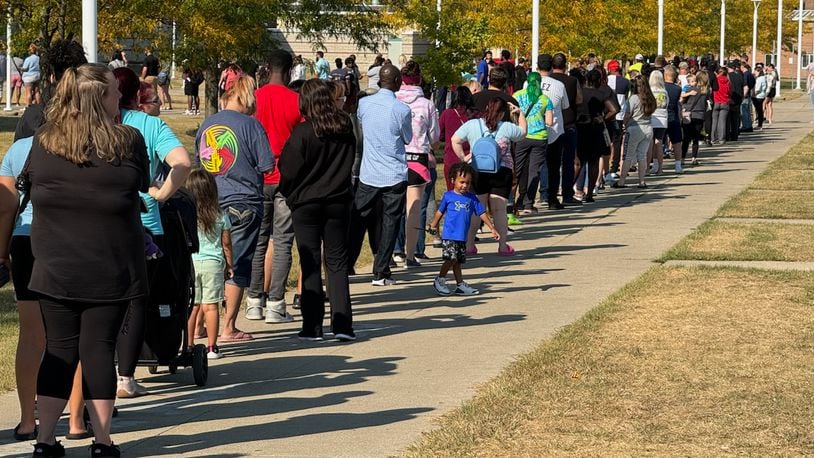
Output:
top-left (21, 44), bottom-right (41, 106)
top-left (429, 162), bottom-right (499, 296)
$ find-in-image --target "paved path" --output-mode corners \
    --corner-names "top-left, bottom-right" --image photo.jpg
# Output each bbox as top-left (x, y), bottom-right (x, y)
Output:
top-left (0, 97), bottom-right (811, 457)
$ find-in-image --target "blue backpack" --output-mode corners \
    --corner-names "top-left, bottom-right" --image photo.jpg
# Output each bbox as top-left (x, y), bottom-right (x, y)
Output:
top-left (470, 120), bottom-right (501, 174)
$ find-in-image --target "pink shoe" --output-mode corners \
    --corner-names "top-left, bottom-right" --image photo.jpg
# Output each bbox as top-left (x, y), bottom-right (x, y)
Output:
top-left (498, 244), bottom-right (516, 256)
top-left (465, 246), bottom-right (478, 255)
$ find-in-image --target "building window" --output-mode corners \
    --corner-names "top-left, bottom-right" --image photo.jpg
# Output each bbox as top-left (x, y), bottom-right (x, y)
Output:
top-left (765, 54), bottom-right (776, 66)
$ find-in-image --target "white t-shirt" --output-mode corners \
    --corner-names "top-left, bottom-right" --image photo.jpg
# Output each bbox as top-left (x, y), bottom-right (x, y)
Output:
top-left (608, 75), bottom-right (629, 121)
top-left (540, 75), bottom-right (568, 143)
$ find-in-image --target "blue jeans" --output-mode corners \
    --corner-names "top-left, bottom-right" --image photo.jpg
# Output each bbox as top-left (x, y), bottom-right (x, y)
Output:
top-left (223, 203), bottom-right (262, 288)
top-left (740, 97), bottom-right (753, 130)
top-left (395, 168), bottom-right (437, 256)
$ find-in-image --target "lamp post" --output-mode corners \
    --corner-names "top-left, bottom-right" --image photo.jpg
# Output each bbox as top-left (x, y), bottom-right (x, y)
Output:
top-left (5, 8), bottom-right (12, 112)
top-left (753, 0), bottom-right (762, 67)
top-left (658, 0), bottom-right (664, 55)
top-left (777, 0), bottom-right (783, 96)
top-left (796, 0), bottom-right (803, 89)
top-left (532, 0), bottom-right (539, 70)
top-left (720, 0), bottom-right (726, 65)
top-left (81, 0), bottom-right (97, 63)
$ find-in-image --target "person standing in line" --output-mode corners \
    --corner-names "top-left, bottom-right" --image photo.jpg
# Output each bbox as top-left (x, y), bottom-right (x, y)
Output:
top-left (183, 67), bottom-right (204, 115)
top-left (112, 67), bottom-right (192, 398)
top-left (26, 63), bottom-right (151, 458)
top-left (367, 55), bottom-right (385, 92)
top-left (355, 64), bottom-right (412, 286)
top-left (108, 50), bottom-right (128, 70)
top-left (477, 51), bottom-right (492, 88)
top-left (575, 69), bottom-right (618, 203)
top-left (752, 65), bottom-right (767, 129)
top-left (291, 55), bottom-right (306, 82)
top-left (11, 54), bottom-right (24, 106)
top-left (394, 61), bottom-right (439, 268)
top-left (196, 74), bottom-right (275, 341)
top-left (514, 57), bottom-right (529, 94)
top-left (279, 79), bottom-right (357, 341)
top-left (21, 44), bottom-right (41, 106)
top-left (550, 52), bottom-right (583, 206)
top-left (249, 49), bottom-right (301, 324)
top-left (606, 60), bottom-right (629, 178)
top-left (763, 63), bottom-right (776, 125)
top-left (315, 51), bottom-right (331, 80)
top-left (711, 67), bottom-right (731, 145)
top-left (663, 66), bottom-right (684, 173)
top-left (440, 86), bottom-right (474, 190)
top-left (614, 74), bottom-right (656, 188)
top-left (499, 50), bottom-right (516, 93)
top-left (680, 71), bottom-right (710, 166)
top-left (740, 62), bottom-right (755, 132)
top-left (513, 71), bottom-right (554, 214)
top-left (538, 54), bottom-right (570, 210)
top-left (726, 61), bottom-right (745, 142)
top-left (647, 70), bottom-right (668, 174)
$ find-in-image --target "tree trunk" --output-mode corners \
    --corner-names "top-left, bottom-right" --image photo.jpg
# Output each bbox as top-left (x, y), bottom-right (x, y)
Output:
top-left (204, 65), bottom-right (219, 117)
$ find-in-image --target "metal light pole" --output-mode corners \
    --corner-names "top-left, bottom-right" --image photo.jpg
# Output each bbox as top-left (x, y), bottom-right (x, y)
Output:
top-left (752, 0), bottom-right (762, 66)
top-left (81, 0), bottom-right (97, 63)
top-left (777, 0), bottom-right (783, 96)
top-left (171, 21), bottom-right (176, 80)
top-left (720, 0), bottom-right (726, 65)
top-left (658, 0), bottom-right (665, 55)
top-left (5, 8), bottom-right (12, 111)
top-left (532, 0), bottom-right (539, 70)
top-left (796, 0), bottom-right (803, 89)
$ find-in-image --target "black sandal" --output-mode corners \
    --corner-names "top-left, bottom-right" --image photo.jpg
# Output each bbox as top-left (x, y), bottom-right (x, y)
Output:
top-left (14, 423), bottom-right (38, 441)
top-left (32, 440), bottom-right (65, 457)
top-left (66, 421), bottom-right (94, 440)
top-left (637, 183), bottom-right (648, 189)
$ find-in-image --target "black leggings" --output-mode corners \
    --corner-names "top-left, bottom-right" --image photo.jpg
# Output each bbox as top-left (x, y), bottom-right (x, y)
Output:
top-left (681, 119), bottom-right (704, 160)
top-left (117, 236), bottom-right (162, 377)
top-left (752, 97), bottom-right (765, 129)
top-left (38, 296), bottom-right (128, 400)
top-left (293, 200), bottom-right (353, 337)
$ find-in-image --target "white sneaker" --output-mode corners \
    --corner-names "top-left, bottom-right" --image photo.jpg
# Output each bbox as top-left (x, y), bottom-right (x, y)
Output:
top-left (183, 109), bottom-right (193, 115)
top-left (454, 281), bottom-right (479, 296)
top-left (433, 276), bottom-right (452, 296)
top-left (393, 253), bottom-right (406, 264)
top-left (245, 296), bottom-right (265, 320)
top-left (207, 345), bottom-right (223, 359)
top-left (117, 376), bottom-right (147, 398)
top-left (603, 173), bottom-right (616, 184)
top-left (265, 298), bottom-right (294, 323)
top-left (371, 277), bottom-right (397, 286)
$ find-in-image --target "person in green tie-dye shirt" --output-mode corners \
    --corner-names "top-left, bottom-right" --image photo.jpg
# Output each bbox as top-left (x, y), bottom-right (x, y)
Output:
top-left (513, 71), bottom-right (554, 214)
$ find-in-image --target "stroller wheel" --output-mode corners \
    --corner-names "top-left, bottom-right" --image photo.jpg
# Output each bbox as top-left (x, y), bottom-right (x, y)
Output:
top-left (192, 344), bottom-right (208, 386)
top-left (148, 365), bottom-right (159, 375)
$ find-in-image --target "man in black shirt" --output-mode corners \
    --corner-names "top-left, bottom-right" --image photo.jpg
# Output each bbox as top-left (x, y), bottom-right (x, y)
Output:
top-left (141, 49), bottom-right (159, 79)
top-left (499, 50), bottom-right (516, 93)
top-left (740, 62), bottom-right (755, 132)
top-left (472, 67), bottom-right (518, 121)
top-left (514, 57), bottom-right (528, 93)
top-left (727, 61), bottom-right (746, 141)
top-left (550, 53), bottom-right (583, 205)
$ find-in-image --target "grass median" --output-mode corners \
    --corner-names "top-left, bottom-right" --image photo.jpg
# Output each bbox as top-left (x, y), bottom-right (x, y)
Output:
top-left (406, 266), bottom-right (814, 456)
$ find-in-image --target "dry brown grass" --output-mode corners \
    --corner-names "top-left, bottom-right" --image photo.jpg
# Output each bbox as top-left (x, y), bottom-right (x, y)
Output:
top-left (0, 286), bottom-right (19, 391)
top-left (717, 189), bottom-right (814, 219)
top-left (661, 220), bottom-right (814, 262)
top-left (750, 169), bottom-right (814, 190)
top-left (406, 266), bottom-right (814, 456)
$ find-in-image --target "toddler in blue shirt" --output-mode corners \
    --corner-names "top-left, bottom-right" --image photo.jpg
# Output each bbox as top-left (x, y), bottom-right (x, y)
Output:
top-left (428, 163), bottom-right (499, 296)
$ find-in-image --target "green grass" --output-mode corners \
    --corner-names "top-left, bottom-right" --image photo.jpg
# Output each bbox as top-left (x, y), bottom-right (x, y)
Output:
top-left (0, 287), bottom-right (19, 391)
top-left (406, 266), bottom-right (814, 456)
top-left (717, 189), bottom-right (814, 219)
top-left (660, 220), bottom-right (814, 262)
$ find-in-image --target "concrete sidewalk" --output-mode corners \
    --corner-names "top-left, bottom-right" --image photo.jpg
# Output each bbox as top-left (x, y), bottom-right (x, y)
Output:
top-left (0, 97), bottom-right (810, 457)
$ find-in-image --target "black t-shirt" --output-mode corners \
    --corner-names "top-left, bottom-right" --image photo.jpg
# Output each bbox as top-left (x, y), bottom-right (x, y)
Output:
top-left (27, 130), bottom-right (150, 302)
top-left (728, 71), bottom-right (745, 104)
top-left (665, 83), bottom-right (682, 123)
top-left (550, 72), bottom-right (580, 128)
top-left (143, 55), bottom-right (159, 77)
top-left (500, 61), bottom-right (516, 90)
top-left (14, 104), bottom-right (45, 141)
top-left (330, 67), bottom-right (359, 113)
top-left (514, 66), bottom-right (527, 93)
top-left (278, 120), bottom-right (356, 210)
top-left (472, 89), bottom-right (519, 122)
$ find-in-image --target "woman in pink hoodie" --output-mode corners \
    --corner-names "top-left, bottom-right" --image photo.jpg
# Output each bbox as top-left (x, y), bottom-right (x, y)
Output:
top-left (396, 61), bottom-right (440, 268)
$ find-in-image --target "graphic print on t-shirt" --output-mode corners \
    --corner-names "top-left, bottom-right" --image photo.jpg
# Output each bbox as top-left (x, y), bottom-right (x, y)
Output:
top-left (199, 125), bottom-right (238, 175)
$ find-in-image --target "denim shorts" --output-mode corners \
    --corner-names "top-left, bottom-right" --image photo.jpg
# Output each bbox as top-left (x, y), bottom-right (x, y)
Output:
top-left (222, 203), bottom-right (262, 288)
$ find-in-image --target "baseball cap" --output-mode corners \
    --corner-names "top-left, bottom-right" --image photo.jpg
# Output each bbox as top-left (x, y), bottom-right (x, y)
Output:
top-left (635, 53), bottom-right (644, 61)
top-left (607, 60), bottom-right (621, 72)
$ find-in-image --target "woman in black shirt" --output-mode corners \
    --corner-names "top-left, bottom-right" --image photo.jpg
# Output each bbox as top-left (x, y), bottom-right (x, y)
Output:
top-left (279, 79), bottom-right (356, 341)
top-left (27, 63), bottom-right (149, 458)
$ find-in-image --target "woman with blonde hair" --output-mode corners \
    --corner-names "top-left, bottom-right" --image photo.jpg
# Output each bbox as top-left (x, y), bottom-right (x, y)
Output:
top-left (23, 63), bottom-right (150, 457)
top-left (195, 74), bottom-right (275, 342)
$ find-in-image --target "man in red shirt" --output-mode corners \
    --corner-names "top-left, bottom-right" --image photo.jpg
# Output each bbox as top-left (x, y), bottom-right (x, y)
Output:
top-left (248, 50), bottom-right (302, 323)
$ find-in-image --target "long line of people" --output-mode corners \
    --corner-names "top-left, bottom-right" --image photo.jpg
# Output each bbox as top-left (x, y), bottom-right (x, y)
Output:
top-left (3, 42), bottom-right (772, 457)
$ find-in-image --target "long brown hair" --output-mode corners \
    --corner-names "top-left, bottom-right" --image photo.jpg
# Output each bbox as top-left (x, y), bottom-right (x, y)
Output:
top-left (39, 63), bottom-right (138, 165)
top-left (482, 97), bottom-right (506, 131)
top-left (299, 79), bottom-right (352, 137)
top-left (695, 70), bottom-right (710, 94)
top-left (186, 169), bottom-right (221, 240)
top-left (631, 74), bottom-right (657, 117)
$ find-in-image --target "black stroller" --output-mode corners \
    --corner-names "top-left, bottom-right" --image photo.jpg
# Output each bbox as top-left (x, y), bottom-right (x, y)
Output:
top-left (139, 189), bottom-right (208, 386)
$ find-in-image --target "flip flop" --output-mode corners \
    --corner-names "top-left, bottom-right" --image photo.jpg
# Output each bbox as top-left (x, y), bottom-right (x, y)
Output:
top-left (218, 331), bottom-right (254, 342)
top-left (66, 422), bottom-right (93, 440)
top-left (498, 244), bottom-right (516, 256)
top-left (13, 423), bottom-right (37, 441)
